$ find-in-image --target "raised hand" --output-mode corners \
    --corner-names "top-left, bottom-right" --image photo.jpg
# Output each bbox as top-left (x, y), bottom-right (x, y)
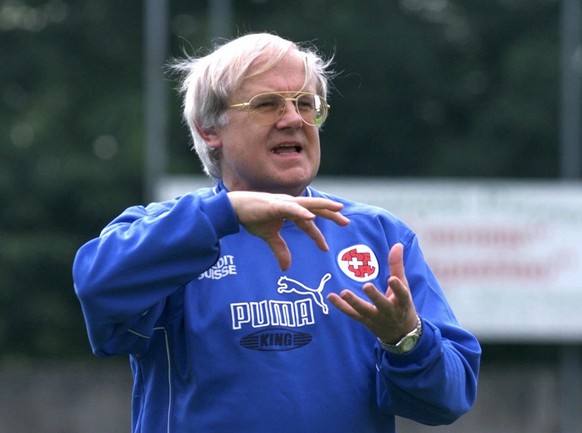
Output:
top-left (227, 191), bottom-right (350, 270)
top-left (327, 243), bottom-right (419, 343)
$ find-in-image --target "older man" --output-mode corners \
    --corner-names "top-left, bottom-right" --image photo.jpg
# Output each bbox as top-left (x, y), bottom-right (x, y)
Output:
top-left (73, 33), bottom-right (480, 433)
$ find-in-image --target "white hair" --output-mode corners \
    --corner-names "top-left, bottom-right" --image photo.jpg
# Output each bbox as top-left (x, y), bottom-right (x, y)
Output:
top-left (171, 33), bottom-right (333, 181)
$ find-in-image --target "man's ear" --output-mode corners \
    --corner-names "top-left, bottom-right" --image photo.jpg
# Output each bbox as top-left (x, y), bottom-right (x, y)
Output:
top-left (195, 124), bottom-right (222, 149)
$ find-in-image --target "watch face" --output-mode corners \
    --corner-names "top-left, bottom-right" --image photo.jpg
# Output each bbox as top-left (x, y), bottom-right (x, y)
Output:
top-left (400, 335), bottom-right (419, 352)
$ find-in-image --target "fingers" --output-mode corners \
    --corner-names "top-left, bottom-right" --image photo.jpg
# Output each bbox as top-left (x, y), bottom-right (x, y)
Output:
top-left (388, 243), bottom-right (406, 283)
top-left (328, 286), bottom-right (381, 320)
top-left (327, 291), bottom-right (366, 321)
top-left (228, 191), bottom-right (316, 224)
top-left (227, 191), bottom-right (349, 268)
top-left (265, 202), bottom-right (333, 256)
top-left (387, 243), bottom-right (411, 303)
top-left (293, 197), bottom-right (350, 227)
top-left (329, 283), bottom-right (417, 342)
top-left (263, 233), bottom-right (292, 271)
top-left (276, 200), bottom-right (318, 221)
top-left (328, 245), bottom-right (418, 342)
top-left (387, 276), bottom-right (408, 302)
top-left (229, 192), bottom-right (348, 227)
top-left (293, 196), bottom-right (344, 211)
top-left (292, 218), bottom-right (329, 251)
top-left (328, 287), bottom-right (397, 341)
top-left (309, 208), bottom-right (350, 227)
top-left (285, 197), bottom-right (349, 251)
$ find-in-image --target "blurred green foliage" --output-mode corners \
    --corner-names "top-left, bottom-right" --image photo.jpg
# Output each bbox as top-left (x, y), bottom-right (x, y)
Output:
top-left (0, 0), bottom-right (562, 358)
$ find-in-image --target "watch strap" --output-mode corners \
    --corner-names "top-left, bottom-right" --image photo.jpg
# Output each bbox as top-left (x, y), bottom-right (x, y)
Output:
top-left (378, 315), bottom-right (423, 354)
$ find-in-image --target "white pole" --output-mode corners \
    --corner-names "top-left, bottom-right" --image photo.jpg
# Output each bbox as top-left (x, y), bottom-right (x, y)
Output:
top-left (560, 0), bottom-right (582, 179)
top-left (144, 0), bottom-right (169, 202)
top-left (559, 2), bottom-right (582, 430)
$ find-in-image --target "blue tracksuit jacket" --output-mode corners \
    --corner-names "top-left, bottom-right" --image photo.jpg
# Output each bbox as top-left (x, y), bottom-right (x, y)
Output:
top-left (73, 182), bottom-right (481, 433)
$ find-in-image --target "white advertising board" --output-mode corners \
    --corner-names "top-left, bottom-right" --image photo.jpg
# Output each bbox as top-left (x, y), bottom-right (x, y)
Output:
top-left (158, 176), bottom-right (582, 343)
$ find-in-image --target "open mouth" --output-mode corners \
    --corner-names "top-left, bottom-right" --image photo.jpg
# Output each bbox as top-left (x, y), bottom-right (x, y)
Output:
top-left (271, 144), bottom-right (302, 154)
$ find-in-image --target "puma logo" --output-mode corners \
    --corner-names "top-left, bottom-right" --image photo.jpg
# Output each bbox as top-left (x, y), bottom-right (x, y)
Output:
top-left (277, 273), bottom-right (331, 315)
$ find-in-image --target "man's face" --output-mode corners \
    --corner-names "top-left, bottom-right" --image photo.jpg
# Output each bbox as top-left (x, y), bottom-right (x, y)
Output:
top-left (206, 51), bottom-right (321, 196)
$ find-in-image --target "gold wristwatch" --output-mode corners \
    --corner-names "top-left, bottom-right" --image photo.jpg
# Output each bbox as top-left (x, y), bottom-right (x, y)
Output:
top-left (378, 315), bottom-right (423, 354)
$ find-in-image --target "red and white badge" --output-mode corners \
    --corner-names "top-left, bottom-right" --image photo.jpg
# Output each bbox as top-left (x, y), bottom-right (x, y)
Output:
top-left (337, 244), bottom-right (379, 282)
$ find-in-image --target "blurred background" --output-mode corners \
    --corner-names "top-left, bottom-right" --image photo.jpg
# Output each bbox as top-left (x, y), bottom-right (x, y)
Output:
top-left (1, 0), bottom-right (581, 431)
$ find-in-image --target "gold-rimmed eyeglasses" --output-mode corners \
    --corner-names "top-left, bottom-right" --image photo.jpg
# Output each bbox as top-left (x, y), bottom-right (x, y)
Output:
top-left (228, 92), bottom-right (330, 127)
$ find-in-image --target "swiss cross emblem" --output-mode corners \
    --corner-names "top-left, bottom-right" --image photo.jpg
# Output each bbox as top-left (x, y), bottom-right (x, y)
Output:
top-left (337, 244), bottom-right (379, 282)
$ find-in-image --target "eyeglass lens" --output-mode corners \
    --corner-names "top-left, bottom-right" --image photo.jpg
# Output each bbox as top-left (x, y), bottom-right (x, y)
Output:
top-left (248, 93), bottom-right (327, 126)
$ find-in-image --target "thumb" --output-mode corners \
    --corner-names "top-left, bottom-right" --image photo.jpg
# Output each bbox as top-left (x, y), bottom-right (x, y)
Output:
top-left (388, 243), bottom-right (407, 284)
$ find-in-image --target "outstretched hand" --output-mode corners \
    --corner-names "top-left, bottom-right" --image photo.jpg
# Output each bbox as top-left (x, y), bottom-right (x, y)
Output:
top-left (327, 243), bottom-right (418, 343)
top-left (227, 191), bottom-right (350, 270)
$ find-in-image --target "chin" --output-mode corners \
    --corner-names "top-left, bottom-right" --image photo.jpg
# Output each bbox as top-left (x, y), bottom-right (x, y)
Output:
top-left (275, 176), bottom-right (315, 195)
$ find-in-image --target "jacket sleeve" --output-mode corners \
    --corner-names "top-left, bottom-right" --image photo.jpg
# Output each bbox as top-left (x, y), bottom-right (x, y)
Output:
top-left (376, 233), bottom-right (481, 425)
top-left (72, 190), bottom-right (240, 357)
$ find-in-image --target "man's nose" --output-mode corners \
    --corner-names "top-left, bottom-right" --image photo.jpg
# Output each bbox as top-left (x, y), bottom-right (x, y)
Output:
top-left (277, 100), bottom-right (304, 127)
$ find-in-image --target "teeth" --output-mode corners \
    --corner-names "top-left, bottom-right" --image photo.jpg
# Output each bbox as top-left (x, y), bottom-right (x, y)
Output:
top-left (272, 144), bottom-right (299, 153)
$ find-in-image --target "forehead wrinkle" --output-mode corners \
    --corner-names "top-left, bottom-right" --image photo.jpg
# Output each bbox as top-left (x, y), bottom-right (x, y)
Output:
top-left (235, 52), bottom-right (315, 101)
